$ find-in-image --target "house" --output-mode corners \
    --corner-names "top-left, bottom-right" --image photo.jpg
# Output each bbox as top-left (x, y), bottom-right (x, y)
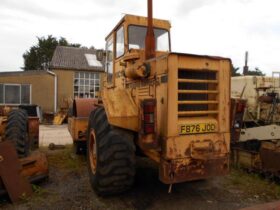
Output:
top-left (0, 46), bottom-right (104, 114)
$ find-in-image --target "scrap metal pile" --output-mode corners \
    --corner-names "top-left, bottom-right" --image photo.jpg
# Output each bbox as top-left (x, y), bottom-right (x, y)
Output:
top-left (0, 106), bottom-right (48, 203)
top-left (231, 75), bottom-right (280, 179)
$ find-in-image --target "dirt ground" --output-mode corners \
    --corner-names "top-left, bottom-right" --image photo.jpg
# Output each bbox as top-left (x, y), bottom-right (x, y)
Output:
top-left (0, 146), bottom-right (280, 210)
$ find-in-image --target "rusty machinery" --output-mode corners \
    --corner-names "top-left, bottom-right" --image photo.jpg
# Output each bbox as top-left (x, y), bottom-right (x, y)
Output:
top-left (231, 74), bottom-right (280, 178)
top-left (70, 0), bottom-right (232, 195)
top-left (0, 107), bottom-right (48, 202)
top-left (68, 98), bottom-right (98, 154)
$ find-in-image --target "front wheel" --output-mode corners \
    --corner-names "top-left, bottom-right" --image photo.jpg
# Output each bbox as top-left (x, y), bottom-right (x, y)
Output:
top-left (87, 107), bottom-right (135, 196)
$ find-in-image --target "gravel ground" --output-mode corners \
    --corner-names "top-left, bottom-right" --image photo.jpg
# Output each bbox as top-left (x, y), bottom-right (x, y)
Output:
top-left (0, 146), bottom-right (280, 210)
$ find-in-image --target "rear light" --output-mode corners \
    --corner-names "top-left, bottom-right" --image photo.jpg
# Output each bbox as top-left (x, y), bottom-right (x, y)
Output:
top-left (144, 124), bottom-right (155, 133)
top-left (144, 113), bottom-right (154, 123)
top-left (142, 99), bottom-right (156, 134)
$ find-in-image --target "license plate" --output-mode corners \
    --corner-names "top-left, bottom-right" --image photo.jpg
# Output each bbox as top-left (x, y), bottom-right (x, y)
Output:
top-left (179, 123), bottom-right (216, 135)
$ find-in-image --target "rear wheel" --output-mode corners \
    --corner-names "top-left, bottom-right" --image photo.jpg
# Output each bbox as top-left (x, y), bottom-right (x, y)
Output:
top-left (87, 107), bottom-right (135, 196)
top-left (5, 109), bottom-right (29, 158)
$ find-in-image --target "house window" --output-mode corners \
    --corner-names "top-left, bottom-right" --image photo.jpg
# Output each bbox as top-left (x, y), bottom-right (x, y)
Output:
top-left (0, 84), bottom-right (3, 104)
top-left (0, 84), bottom-right (31, 105)
top-left (21, 85), bottom-right (31, 104)
top-left (74, 72), bottom-right (100, 98)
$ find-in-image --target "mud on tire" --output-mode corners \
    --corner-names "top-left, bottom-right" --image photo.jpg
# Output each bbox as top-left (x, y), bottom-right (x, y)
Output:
top-left (87, 107), bottom-right (135, 196)
top-left (5, 109), bottom-right (29, 158)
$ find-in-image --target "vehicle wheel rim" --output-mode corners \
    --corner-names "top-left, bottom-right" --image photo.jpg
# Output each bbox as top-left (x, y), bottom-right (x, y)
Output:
top-left (89, 129), bottom-right (97, 174)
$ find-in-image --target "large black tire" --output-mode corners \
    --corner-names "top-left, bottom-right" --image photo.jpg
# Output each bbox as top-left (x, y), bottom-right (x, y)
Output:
top-left (87, 107), bottom-right (135, 196)
top-left (5, 109), bottom-right (29, 158)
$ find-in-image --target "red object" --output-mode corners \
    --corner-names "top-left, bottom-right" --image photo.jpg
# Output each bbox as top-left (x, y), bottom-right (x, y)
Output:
top-left (143, 99), bottom-right (156, 134)
top-left (143, 102), bottom-right (155, 113)
top-left (144, 124), bottom-right (155, 134)
top-left (144, 114), bottom-right (154, 123)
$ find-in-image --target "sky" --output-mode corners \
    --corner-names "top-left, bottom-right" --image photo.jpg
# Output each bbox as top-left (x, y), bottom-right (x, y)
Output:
top-left (0, 0), bottom-right (280, 75)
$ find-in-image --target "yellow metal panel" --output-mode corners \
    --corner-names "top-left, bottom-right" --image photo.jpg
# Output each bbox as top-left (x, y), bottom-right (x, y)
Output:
top-left (218, 60), bottom-right (231, 133)
top-left (167, 54), bottom-right (178, 137)
top-left (156, 78), bottom-right (168, 137)
top-left (68, 117), bottom-right (88, 141)
top-left (178, 56), bottom-right (221, 71)
top-left (155, 55), bottom-right (168, 75)
top-left (53, 112), bottom-right (67, 125)
top-left (102, 88), bottom-right (139, 131)
top-left (164, 132), bottom-right (230, 160)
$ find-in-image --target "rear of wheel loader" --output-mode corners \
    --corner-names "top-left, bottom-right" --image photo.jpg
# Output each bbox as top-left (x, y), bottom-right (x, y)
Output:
top-left (158, 53), bottom-right (231, 184)
top-left (85, 0), bottom-right (232, 195)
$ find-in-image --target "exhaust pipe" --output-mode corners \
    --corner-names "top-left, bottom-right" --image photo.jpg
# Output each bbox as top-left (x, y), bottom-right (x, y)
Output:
top-left (243, 51), bottom-right (249, 75)
top-left (145, 0), bottom-right (156, 60)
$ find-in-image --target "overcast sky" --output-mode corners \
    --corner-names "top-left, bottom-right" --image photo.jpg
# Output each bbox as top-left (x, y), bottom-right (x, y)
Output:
top-left (0, 0), bottom-right (279, 75)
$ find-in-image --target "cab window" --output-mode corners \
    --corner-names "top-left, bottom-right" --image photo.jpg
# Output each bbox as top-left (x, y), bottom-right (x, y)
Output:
top-left (128, 25), bottom-right (170, 52)
top-left (105, 36), bottom-right (113, 85)
top-left (116, 26), bottom-right (125, 58)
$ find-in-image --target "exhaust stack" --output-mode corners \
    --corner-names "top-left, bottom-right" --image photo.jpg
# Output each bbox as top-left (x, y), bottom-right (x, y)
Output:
top-left (243, 51), bottom-right (249, 75)
top-left (145, 0), bottom-right (156, 60)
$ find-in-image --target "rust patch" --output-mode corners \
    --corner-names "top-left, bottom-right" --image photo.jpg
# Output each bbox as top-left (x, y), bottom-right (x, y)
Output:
top-left (0, 141), bottom-right (33, 202)
top-left (28, 117), bottom-right (39, 149)
top-left (73, 98), bottom-right (98, 118)
top-left (159, 156), bottom-right (229, 184)
top-left (260, 145), bottom-right (280, 174)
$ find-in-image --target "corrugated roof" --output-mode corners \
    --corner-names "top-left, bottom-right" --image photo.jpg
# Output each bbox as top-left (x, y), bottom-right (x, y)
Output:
top-left (50, 46), bottom-right (104, 71)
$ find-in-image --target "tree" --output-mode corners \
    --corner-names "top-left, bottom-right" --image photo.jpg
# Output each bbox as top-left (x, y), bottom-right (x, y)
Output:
top-left (231, 66), bottom-right (265, 77)
top-left (23, 35), bottom-right (81, 71)
top-left (246, 67), bottom-right (265, 76)
top-left (231, 66), bottom-right (241, 77)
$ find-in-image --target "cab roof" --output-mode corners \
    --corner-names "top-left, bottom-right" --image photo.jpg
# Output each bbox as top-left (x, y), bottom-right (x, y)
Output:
top-left (105, 14), bottom-right (171, 40)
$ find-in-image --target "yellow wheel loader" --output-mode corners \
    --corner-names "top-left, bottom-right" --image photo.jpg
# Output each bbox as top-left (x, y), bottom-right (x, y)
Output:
top-left (71, 0), bottom-right (232, 195)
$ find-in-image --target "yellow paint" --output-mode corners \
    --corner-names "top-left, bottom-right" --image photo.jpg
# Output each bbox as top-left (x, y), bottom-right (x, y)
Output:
top-left (99, 13), bottom-right (231, 183)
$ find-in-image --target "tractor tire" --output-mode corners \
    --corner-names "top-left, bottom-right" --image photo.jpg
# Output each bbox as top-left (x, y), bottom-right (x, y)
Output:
top-left (5, 109), bottom-right (29, 158)
top-left (87, 107), bottom-right (135, 196)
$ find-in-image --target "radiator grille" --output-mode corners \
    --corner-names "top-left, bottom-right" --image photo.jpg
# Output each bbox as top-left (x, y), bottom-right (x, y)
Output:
top-left (178, 69), bottom-right (219, 117)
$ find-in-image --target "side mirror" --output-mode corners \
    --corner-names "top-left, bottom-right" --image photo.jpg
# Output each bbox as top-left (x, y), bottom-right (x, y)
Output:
top-left (96, 49), bottom-right (105, 61)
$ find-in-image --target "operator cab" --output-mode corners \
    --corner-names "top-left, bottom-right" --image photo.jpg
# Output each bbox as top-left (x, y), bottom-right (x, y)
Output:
top-left (127, 25), bottom-right (169, 52)
top-left (104, 15), bottom-right (171, 86)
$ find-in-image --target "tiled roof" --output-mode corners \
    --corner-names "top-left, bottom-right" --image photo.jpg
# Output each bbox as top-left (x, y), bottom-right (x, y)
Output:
top-left (50, 46), bottom-right (104, 71)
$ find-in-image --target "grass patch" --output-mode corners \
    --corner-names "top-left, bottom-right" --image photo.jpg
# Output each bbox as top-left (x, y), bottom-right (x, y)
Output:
top-left (46, 145), bottom-right (86, 171)
top-left (226, 167), bottom-right (280, 200)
